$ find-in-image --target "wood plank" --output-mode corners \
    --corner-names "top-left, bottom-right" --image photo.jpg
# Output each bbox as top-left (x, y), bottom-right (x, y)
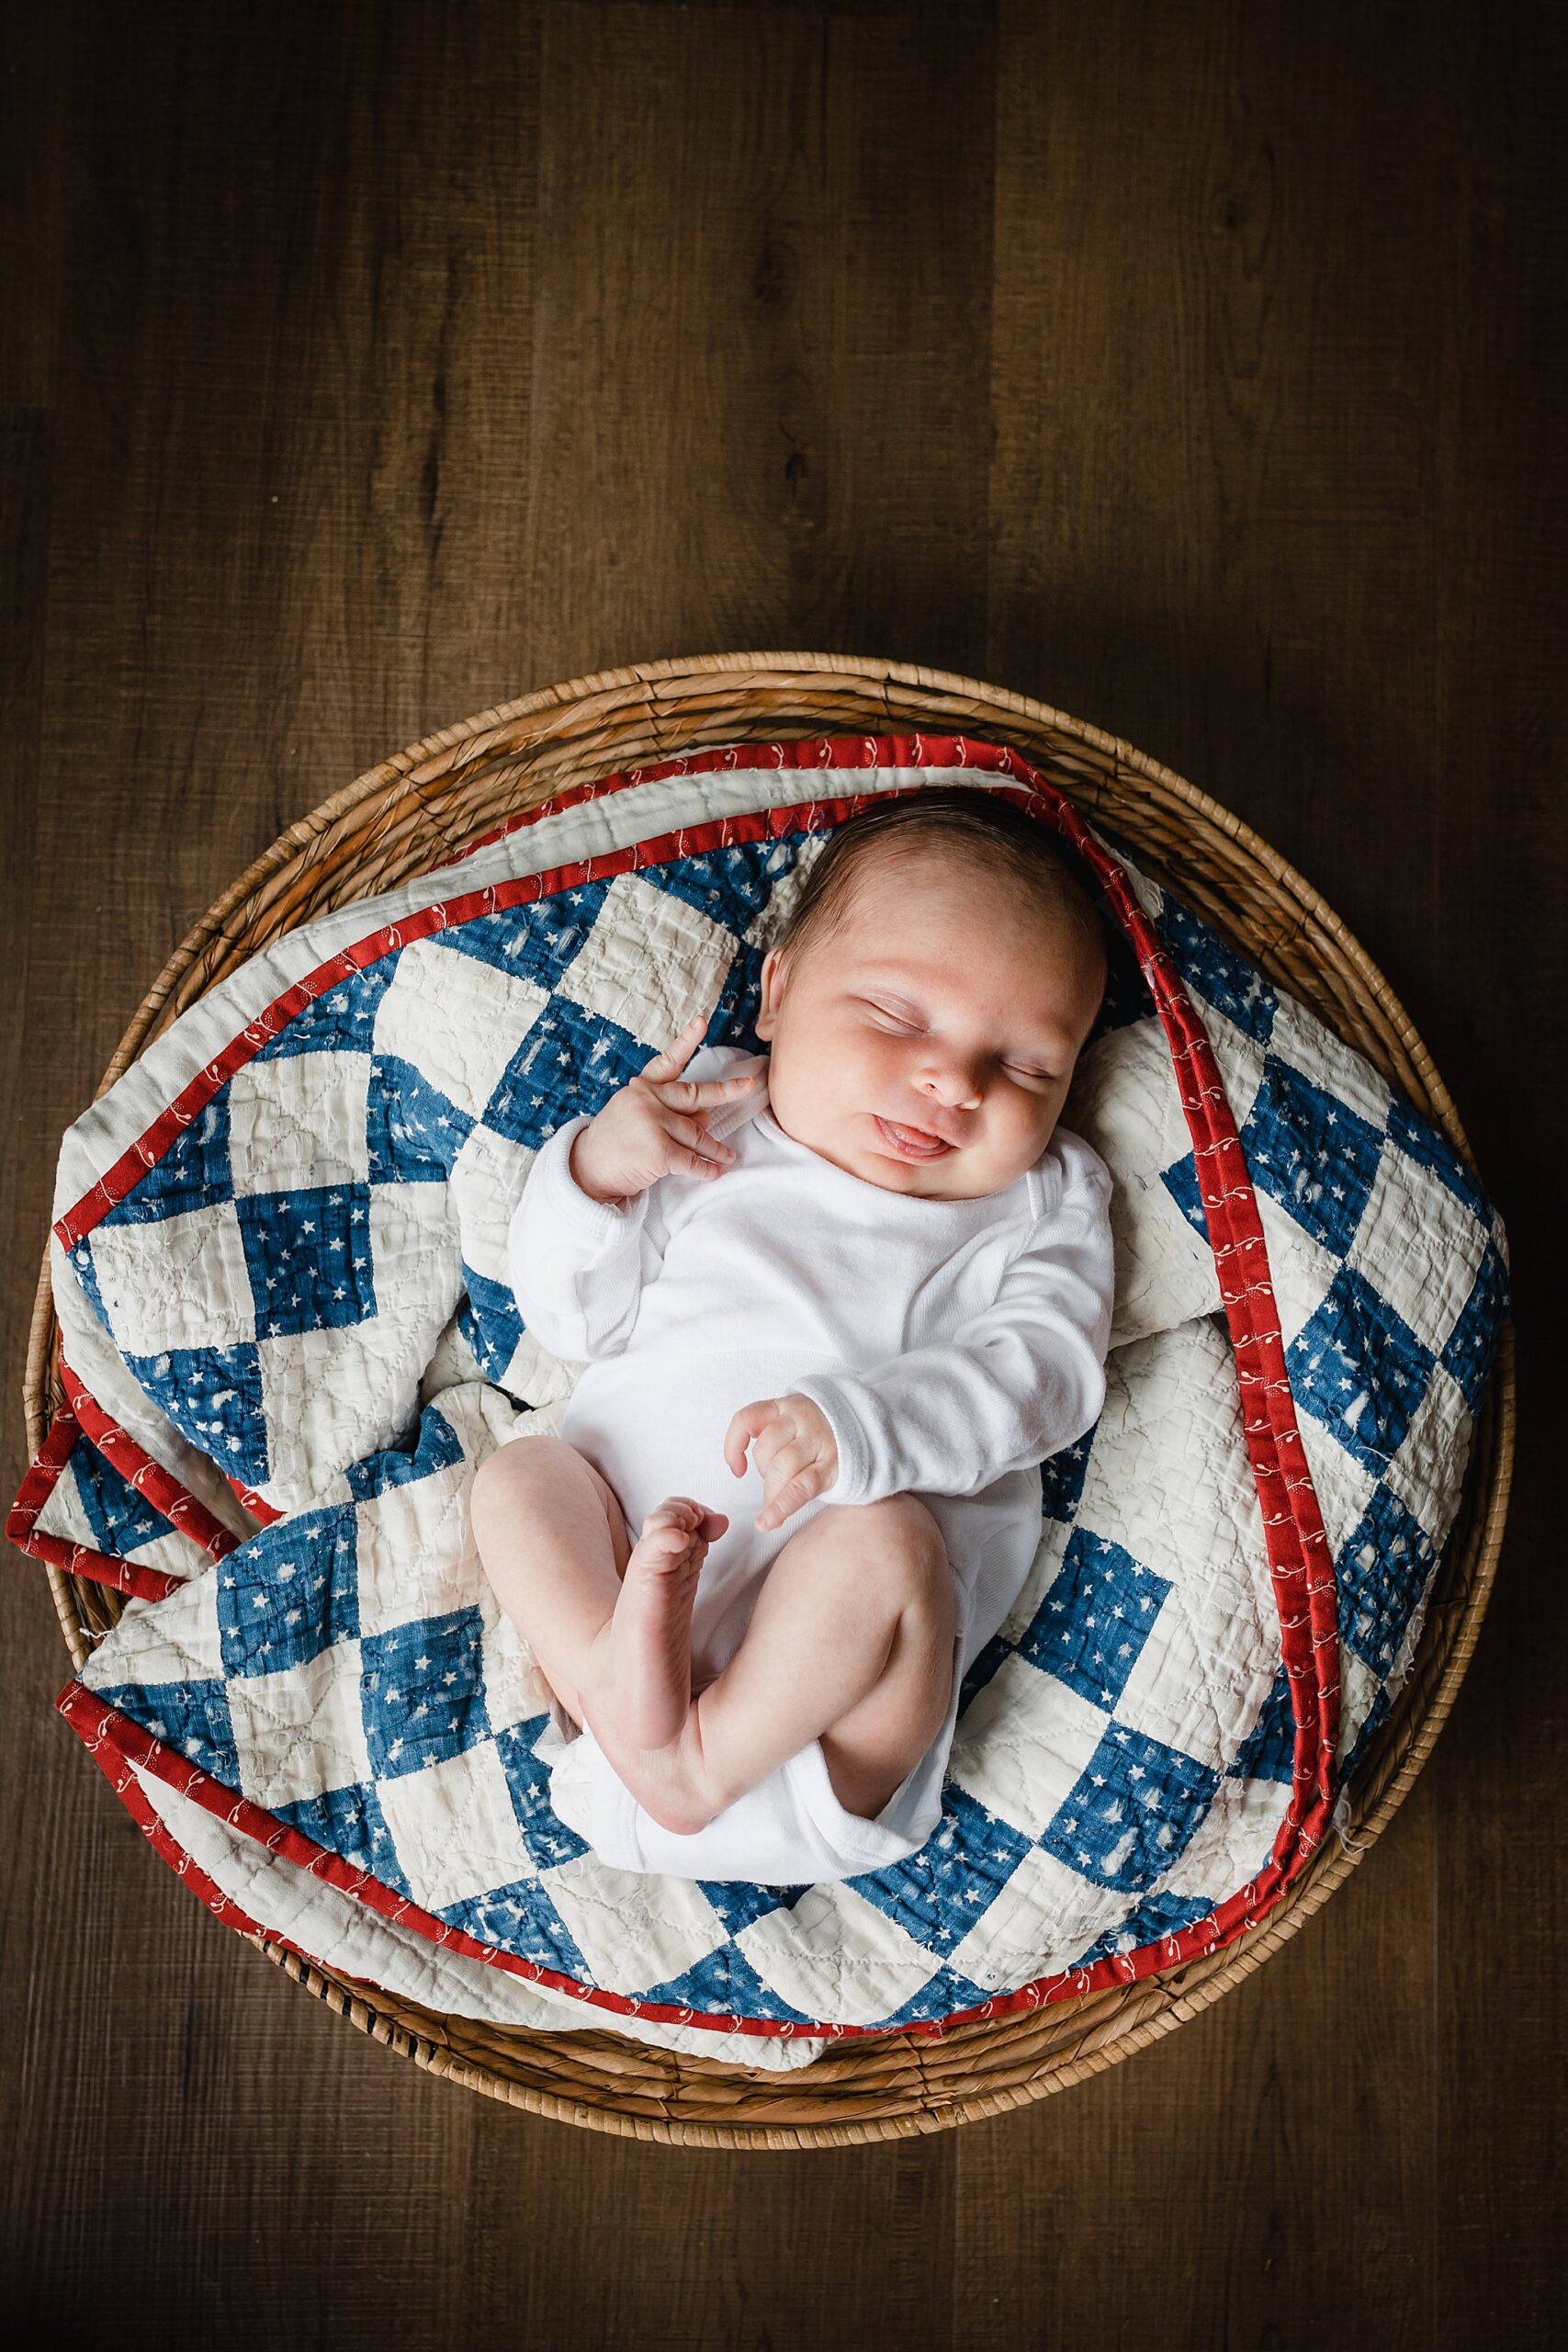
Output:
top-left (1429, 4), bottom-right (1566, 2345)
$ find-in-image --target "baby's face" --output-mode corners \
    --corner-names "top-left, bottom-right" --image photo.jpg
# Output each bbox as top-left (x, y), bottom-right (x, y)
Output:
top-left (753, 854), bottom-right (1106, 1200)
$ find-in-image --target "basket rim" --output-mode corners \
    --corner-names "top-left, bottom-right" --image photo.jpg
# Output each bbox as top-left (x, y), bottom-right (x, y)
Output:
top-left (18, 650), bottom-right (1517, 2146)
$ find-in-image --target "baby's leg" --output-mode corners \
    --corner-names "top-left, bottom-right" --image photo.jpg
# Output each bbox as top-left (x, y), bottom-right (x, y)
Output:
top-left (468, 1435), bottom-right (636, 1729)
top-left (688, 1496), bottom-right (958, 1826)
top-left (592, 1495), bottom-right (957, 1836)
top-left (470, 1438), bottom-right (727, 1757)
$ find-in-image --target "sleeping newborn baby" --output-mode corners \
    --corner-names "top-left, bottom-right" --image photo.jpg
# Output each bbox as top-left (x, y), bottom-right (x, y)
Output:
top-left (469, 785), bottom-right (1117, 1883)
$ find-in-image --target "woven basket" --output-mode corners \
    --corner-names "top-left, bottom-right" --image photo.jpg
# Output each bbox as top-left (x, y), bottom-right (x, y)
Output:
top-left (23, 652), bottom-right (1515, 2148)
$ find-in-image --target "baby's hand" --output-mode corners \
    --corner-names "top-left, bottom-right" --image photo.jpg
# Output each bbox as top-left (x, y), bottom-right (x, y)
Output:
top-left (568, 1014), bottom-right (766, 1208)
top-left (724, 1394), bottom-right (839, 1532)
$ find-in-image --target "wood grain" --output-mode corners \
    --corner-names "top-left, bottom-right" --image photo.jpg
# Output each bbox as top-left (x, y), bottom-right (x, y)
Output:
top-left (1, 0), bottom-right (1560, 2342)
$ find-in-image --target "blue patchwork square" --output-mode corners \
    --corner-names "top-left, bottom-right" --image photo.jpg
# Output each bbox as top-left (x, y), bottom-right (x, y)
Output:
top-left (1241, 1057), bottom-right (1385, 1255)
top-left (216, 1503), bottom-right (359, 1679)
top-left (494, 1721), bottom-right (592, 1870)
top-left (1039, 1428), bottom-right (1096, 1523)
top-left (697, 1877), bottom-right (813, 1938)
top-left (360, 1607), bottom-right (490, 1779)
top-left (1227, 1667), bottom-right (1296, 1786)
top-left (1041, 1724), bottom-right (1220, 1894)
top-left (458, 1262), bottom-right (525, 1384)
top-left (236, 1184), bottom-right (377, 1338)
top-left (437, 1880), bottom-right (596, 1978)
top-left (1161, 1151), bottom-right (1213, 1246)
top-left (344, 1405), bottom-right (465, 1506)
top-left (1069, 1885), bottom-right (1216, 1967)
top-left (1439, 1236), bottom-right (1510, 1415)
top-left (1339, 1684), bottom-right (1392, 1787)
top-left (100, 1097), bottom-right (231, 1226)
top-left (273, 1779), bottom-right (410, 1895)
top-left (1089, 922), bottom-right (1157, 1041)
top-left (444, 887), bottom-right (612, 995)
top-left (125, 1341), bottom-right (269, 1486)
top-left (254, 953), bottom-right (399, 1060)
top-left (1017, 1530), bottom-right (1170, 1712)
top-left (478, 1001), bottom-right (649, 1150)
top-left (850, 1783), bottom-right (1032, 1951)
top-left (1286, 1265), bottom-right (1435, 1473)
top-left (638, 840), bottom-right (786, 938)
top-left (70, 1433), bottom-right (178, 1558)
top-left (1156, 899), bottom-right (1279, 1045)
top-left (1337, 1483), bottom-right (1438, 1675)
top-left (366, 1055), bottom-right (475, 1182)
top-left (639, 1939), bottom-right (820, 2024)
top-left (707, 944), bottom-right (768, 1049)
top-left (98, 1676), bottom-right (238, 1783)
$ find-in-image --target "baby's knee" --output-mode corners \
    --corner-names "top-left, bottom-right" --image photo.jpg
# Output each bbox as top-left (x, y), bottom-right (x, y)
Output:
top-left (470, 1432), bottom-right (573, 1532)
top-left (822, 1495), bottom-right (951, 1615)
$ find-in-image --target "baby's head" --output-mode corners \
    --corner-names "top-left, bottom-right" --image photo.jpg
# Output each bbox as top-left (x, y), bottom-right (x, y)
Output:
top-left (754, 787), bottom-right (1109, 1201)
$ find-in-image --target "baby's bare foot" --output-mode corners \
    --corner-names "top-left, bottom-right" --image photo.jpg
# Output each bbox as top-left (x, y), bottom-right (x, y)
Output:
top-left (590, 1497), bottom-right (727, 1756)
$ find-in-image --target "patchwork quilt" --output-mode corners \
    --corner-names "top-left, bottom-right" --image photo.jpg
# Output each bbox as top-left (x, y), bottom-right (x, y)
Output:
top-left (9, 734), bottom-right (1510, 2075)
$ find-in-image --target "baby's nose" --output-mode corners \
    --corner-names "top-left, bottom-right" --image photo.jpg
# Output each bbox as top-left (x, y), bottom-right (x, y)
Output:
top-left (922, 1067), bottom-right (983, 1106)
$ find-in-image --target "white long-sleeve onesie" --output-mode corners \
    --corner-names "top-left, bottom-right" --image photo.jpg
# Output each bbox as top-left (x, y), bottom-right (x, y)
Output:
top-left (507, 1044), bottom-right (1116, 1884)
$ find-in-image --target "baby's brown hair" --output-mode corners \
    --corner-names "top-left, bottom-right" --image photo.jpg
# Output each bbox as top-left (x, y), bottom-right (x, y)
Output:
top-left (769, 784), bottom-right (1109, 1003)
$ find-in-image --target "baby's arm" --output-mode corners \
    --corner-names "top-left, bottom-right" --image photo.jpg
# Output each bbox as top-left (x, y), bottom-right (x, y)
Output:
top-left (506, 1024), bottom-right (766, 1365)
top-left (505, 1114), bottom-right (671, 1363)
top-left (791, 1135), bottom-right (1116, 1505)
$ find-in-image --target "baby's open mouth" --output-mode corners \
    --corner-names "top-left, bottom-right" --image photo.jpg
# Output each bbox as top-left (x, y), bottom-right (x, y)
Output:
top-left (874, 1115), bottom-right (954, 1160)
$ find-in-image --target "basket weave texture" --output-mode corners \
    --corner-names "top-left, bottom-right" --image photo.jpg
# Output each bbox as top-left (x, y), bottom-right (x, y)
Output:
top-left (23, 652), bottom-right (1515, 2148)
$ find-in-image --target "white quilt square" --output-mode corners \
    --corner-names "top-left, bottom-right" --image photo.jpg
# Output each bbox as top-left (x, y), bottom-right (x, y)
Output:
top-left (555, 871), bottom-right (736, 1047)
top-left (947, 1656), bottom-right (1108, 1839)
top-left (376, 1739), bottom-right (534, 1910)
top-left (737, 1880), bottom-right (936, 2028)
top-left (374, 936), bottom-right (548, 1118)
top-left (1253, 1190), bottom-right (1344, 1349)
top-left (479, 1602), bottom-right (554, 1734)
top-left (1073, 1323), bottom-right (1261, 1593)
top-left (1343, 1139), bottom-right (1490, 1360)
top-left (541, 1853), bottom-right (727, 1995)
top-left (227, 1051), bottom-right (371, 1197)
top-left (1068, 1017), bottom-right (1219, 1349)
top-left (1114, 1574), bottom-right (1276, 1773)
top-left (90, 1202), bottom-right (256, 1355)
top-left (1156, 1774), bottom-right (1291, 1905)
top-left (1268, 994), bottom-right (1393, 1132)
top-left (449, 1122), bottom-right (536, 1284)
top-left (228, 1638), bottom-right (372, 1810)
top-left (1382, 1363), bottom-right (1472, 1549)
top-left (1200, 1001), bottom-right (1269, 1132)
top-left (354, 1461), bottom-right (476, 1640)
top-left (947, 1843), bottom-right (1130, 1986)
top-left (1292, 1408), bottom-right (1380, 1561)
top-left (1335, 1646), bottom-right (1386, 1767)
top-left (81, 1573), bottom-right (222, 1692)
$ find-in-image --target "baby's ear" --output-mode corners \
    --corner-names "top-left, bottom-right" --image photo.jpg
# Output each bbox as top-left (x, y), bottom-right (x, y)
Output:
top-left (756, 945), bottom-right (784, 1034)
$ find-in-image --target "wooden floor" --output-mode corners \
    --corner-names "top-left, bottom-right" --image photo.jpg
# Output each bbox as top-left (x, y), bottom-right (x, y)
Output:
top-left (2, 3), bottom-right (1561, 2341)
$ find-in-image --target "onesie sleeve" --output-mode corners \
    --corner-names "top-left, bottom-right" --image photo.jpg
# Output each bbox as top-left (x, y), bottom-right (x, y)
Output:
top-left (791, 1132), bottom-right (1116, 1507)
top-left (505, 1111), bottom-right (671, 1365)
